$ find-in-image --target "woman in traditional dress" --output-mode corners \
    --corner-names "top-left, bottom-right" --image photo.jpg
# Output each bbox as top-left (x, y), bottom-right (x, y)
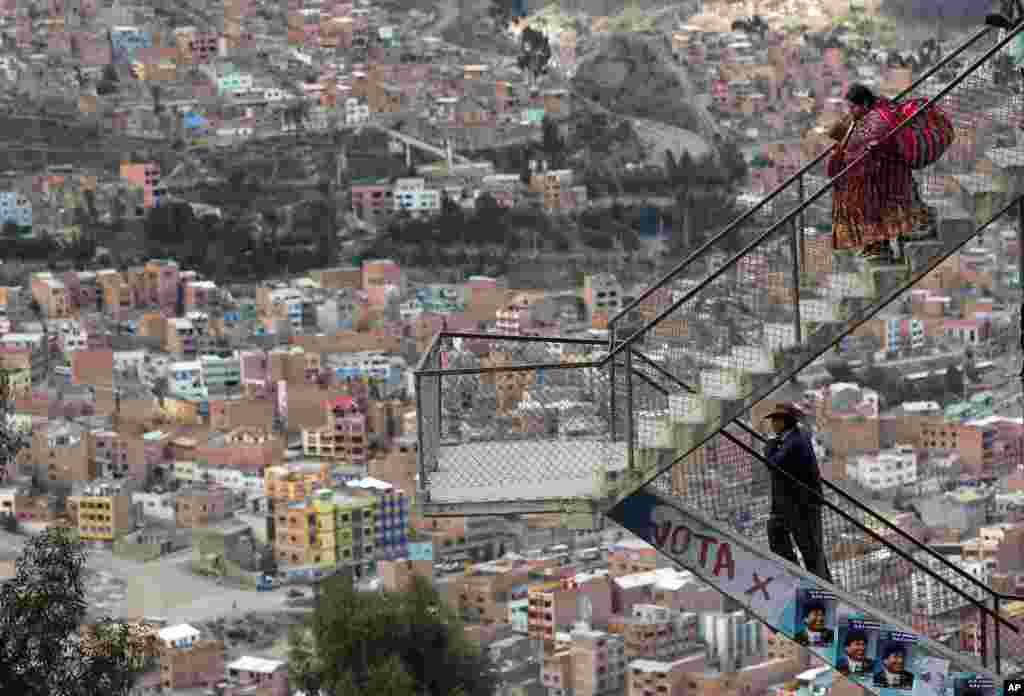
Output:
top-left (827, 84), bottom-right (932, 265)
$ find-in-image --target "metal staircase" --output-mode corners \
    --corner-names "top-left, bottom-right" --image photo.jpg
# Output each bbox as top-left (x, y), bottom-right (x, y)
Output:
top-left (414, 18), bottom-right (1024, 684)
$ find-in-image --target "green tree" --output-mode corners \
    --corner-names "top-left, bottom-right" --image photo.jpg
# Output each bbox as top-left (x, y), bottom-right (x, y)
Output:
top-left (0, 528), bottom-right (158, 695)
top-left (302, 573), bottom-right (495, 696)
top-left (518, 26), bottom-right (552, 81)
top-left (363, 655), bottom-right (416, 696)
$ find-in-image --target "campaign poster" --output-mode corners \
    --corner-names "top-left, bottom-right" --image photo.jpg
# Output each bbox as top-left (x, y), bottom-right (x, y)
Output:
top-left (834, 615), bottom-right (883, 683)
top-left (793, 587), bottom-right (838, 651)
top-left (874, 629), bottom-right (920, 693)
top-left (951, 674), bottom-right (996, 696)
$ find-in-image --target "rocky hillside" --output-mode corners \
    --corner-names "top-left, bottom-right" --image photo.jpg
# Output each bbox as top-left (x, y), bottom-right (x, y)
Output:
top-left (571, 33), bottom-right (703, 134)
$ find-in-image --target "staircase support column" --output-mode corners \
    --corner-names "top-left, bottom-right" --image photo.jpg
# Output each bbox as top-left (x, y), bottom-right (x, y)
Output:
top-left (790, 213), bottom-right (803, 347)
top-left (1019, 198), bottom-right (1024, 418)
top-left (995, 593), bottom-right (1002, 675)
top-left (624, 347), bottom-right (634, 471)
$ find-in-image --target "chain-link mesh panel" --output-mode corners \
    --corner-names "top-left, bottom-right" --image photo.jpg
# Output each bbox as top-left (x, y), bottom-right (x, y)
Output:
top-left (640, 422), bottom-right (1013, 663)
top-left (421, 335), bottom-right (624, 505)
top-left (610, 24), bottom-right (1024, 507)
top-left (415, 335), bottom-right (443, 502)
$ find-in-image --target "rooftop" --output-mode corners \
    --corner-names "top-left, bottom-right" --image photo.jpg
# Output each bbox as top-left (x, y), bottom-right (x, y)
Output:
top-left (226, 656), bottom-right (285, 673)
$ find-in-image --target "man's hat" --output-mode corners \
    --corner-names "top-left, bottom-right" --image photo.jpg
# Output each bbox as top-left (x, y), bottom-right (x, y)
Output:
top-left (763, 402), bottom-right (805, 421)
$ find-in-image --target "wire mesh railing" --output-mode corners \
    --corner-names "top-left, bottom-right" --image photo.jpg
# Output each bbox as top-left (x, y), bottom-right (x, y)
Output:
top-left (600, 20), bottom-right (1024, 508)
top-left (415, 332), bottom-right (622, 510)
top-left (625, 345), bottom-right (1024, 672)
top-left (609, 23), bottom-right (1002, 337)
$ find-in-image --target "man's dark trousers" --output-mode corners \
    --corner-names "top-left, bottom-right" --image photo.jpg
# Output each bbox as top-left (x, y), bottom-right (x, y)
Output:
top-left (767, 504), bottom-right (832, 584)
top-left (764, 427), bottom-right (833, 584)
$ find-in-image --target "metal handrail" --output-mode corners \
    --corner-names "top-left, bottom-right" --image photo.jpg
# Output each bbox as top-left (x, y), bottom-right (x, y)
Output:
top-left (603, 18), bottom-right (1024, 366)
top-left (627, 347), bottom-right (1022, 635)
top-left (607, 22), bottom-right (999, 333)
top-left (414, 331), bottom-right (445, 372)
top-left (438, 331), bottom-right (608, 346)
top-left (627, 347), bottom-right (1019, 608)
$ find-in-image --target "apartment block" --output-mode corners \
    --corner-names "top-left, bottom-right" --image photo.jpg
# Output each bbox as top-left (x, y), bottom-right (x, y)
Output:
top-left (627, 656), bottom-right (703, 696)
top-left (0, 332), bottom-right (49, 389)
top-left (157, 624), bottom-right (226, 691)
top-left (528, 571), bottom-right (614, 642)
top-left (194, 427), bottom-right (284, 473)
top-left (608, 539), bottom-right (658, 577)
top-left (264, 461), bottom-right (331, 502)
top-left (0, 485), bottom-right (58, 523)
top-left (344, 477), bottom-right (409, 560)
top-left (31, 419), bottom-right (95, 485)
top-left (30, 272), bottom-right (70, 318)
top-left (378, 556), bottom-right (434, 592)
top-left (443, 557), bottom-right (542, 625)
top-left (271, 488), bottom-right (376, 577)
top-left (614, 568), bottom-right (727, 615)
top-left (66, 478), bottom-right (136, 542)
top-left (608, 604), bottom-right (699, 661)
top-left (175, 483), bottom-right (231, 528)
top-left (301, 395), bottom-right (368, 464)
top-left (570, 628), bottom-right (627, 696)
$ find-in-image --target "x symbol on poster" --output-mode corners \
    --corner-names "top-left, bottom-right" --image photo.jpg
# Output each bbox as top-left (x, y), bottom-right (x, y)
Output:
top-left (745, 573), bottom-right (773, 600)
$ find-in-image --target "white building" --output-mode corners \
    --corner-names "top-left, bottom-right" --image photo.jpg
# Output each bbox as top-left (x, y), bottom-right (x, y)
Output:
top-left (911, 556), bottom-right (989, 616)
top-left (132, 490), bottom-right (177, 522)
top-left (168, 360), bottom-right (205, 400)
top-left (157, 623), bottom-right (201, 649)
top-left (344, 96), bottom-right (370, 125)
top-left (848, 445), bottom-right (918, 491)
top-left (55, 319), bottom-right (87, 352)
top-left (191, 462), bottom-right (263, 497)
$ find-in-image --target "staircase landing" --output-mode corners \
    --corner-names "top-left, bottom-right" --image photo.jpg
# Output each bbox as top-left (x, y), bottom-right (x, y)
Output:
top-left (422, 439), bottom-right (626, 516)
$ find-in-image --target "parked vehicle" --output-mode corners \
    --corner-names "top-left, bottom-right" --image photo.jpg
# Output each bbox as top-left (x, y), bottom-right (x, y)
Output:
top-left (256, 574), bottom-right (275, 591)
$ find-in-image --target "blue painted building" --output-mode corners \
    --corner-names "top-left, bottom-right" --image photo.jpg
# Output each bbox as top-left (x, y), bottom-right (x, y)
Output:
top-left (345, 477), bottom-right (409, 561)
top-left (0, 191), bottom-right (32, 230)
top-left (110, 26), bottom-right (152, 65)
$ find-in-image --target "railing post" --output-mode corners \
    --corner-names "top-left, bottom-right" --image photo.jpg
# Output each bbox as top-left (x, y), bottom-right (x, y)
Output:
top-left (436, 341), bottom-right (443, 448)
top-left (790, 209), bottom-right (803, 348)
top-left (625, 347), bottom-right (634, 471)
top-left (415, 369), bottom-right (426, 502)
top-left (981, 600), bottom-right (989, 667)
top-left (797, 171), bottom-right (807, 271)
top-left (995, 593), bottom-right (1003, 675)
top-left (1018, 198), bottom-right (1024, 407)
top-left (609, 323), bottom-right (617, 442)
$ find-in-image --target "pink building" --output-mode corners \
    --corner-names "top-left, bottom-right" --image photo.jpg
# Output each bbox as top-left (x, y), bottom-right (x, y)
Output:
top-left (157, 624), bottom-right (226, 691)
top-left (362, 258), bottom-right (404, 294)
top-left (528, 573), bottom-right (614, 640)
top-left (239, 350), bottom-right (270, 387)
top-left (156, 261), bottom-right (179, 311)
top-left (222, 656), bottom-right (289, 696)
top-left (613, 568), bottom-right (726, 615)
top-left (351, 184), bottom-right (393, 220)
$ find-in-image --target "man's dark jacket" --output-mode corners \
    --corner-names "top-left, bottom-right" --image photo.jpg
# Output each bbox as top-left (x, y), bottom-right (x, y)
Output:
top-left (763, 427), bottom-right (823, 514)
